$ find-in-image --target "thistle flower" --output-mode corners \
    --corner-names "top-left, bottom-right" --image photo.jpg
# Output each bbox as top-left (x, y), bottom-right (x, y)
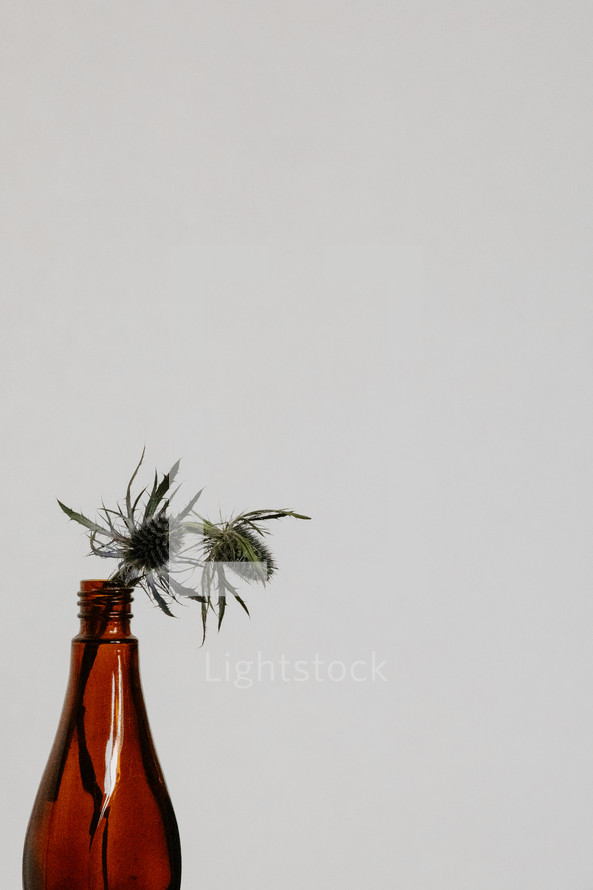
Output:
top-left (58, 449), bottom-right (310, 642)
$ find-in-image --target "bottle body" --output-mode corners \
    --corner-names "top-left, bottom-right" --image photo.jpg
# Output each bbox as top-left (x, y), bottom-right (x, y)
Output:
top-left (23, 581), bottom-right (181, 890)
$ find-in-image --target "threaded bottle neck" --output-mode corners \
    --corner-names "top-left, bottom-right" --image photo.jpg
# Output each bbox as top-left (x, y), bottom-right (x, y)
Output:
top-left (77, 579), bottom-right (135, 640)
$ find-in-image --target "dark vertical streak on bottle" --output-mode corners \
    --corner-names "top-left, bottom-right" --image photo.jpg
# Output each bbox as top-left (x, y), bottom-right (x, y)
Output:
top-left (47, 643), bottom-right (100, 803)
top-left (101, 808), bottom-right (110, 890)
top-left (137, 697), bottom-right (183, 884)
top-left (76, 698), bottom-right (104, 843)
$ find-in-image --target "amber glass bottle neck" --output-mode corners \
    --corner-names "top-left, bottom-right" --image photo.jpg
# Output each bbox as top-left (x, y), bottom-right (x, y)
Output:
top-left (77, 580), bottom-right (135, 640)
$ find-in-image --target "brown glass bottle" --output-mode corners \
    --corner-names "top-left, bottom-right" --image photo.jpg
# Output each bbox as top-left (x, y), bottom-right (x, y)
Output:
top-left (23, 580), bottom-right (182, 890)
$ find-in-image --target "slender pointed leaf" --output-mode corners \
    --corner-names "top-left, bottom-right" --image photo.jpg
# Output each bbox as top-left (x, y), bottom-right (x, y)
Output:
top-left (131, 485), bottom-right (147, 520)
top-left (177, 487), bottom-right (204, 520)
top-left (125, 447), bottom-right (146, 522)
top-left (182, 520), bottom-right (206, 536)
top-left (58, 501), bottom-right (110, 535)
top-left (217, 594), bottom-right (226, 630)
top-left (145, 459), bottom-right (181, 519)
top-left (200, 599), bottom-right (208, 645)
top-left (217, 566), bottom-right (226, 631)
top-left (233, 592), bottom-right (250, 618)
top-left (145, 578), bottom-right (175, 617)
top-left (169, 576), bottom-right (205, 600)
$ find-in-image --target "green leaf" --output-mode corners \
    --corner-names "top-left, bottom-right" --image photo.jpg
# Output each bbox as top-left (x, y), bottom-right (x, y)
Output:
top-left (144, 578), bottom-right (175, 617)
top-left (239, 509), bottom-right (311, 523)
top-left (217, 594), bottom-right (226, 630)
top-left (142, 469), bottom-right (158, 520)
top-left (57, 501), bottom-right (110, 535)
top-left (217, 566), bottom-right (226, 631)
top-left (145, 459), bottom-right (181, 519)
top-left (234, 532), bottom-right (260, 562)
top-left (169, 576), bottom-right (206, 601)
top-left (234, 532), bottom-right (267, 582)
top-left (125, 447), bottom-right (146, 522)
top-left (177, 487), bottom-right (204, 520)
top-left (215, 569), bottom-right (250, 617)
top-left (131, 486), bottom-right (147, 520)
top-left (232, 592), bottom-right (250, 618)
top-left (200, 599), bottom-right (208, 646)
top-left (182, 520), bottom-right (206, 536)
top-left (201, 562), bottom-right (214, 600)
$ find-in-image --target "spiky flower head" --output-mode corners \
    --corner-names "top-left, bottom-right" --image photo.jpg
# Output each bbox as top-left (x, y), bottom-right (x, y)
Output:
top-left (58, 449), bottom-right (310, 642)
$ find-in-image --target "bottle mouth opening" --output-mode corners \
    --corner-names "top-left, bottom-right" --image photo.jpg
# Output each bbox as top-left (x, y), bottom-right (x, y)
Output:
top-left (80, 579), bottom-right (134, 594)
top-left (78, 581), bottom-right (134, 619)
top-left (77, 582), bottom-right (134, 629)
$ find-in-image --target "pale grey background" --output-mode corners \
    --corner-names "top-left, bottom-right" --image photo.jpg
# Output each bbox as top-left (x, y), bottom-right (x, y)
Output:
top-left (2, 2), bottom-right (593, 888)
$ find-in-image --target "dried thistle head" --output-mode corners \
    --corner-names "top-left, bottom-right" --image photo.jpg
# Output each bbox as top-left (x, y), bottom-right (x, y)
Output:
top-left (58, 449), bottom-right (310, 642)
top-left (197, 517), bottom-right (277, 582)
